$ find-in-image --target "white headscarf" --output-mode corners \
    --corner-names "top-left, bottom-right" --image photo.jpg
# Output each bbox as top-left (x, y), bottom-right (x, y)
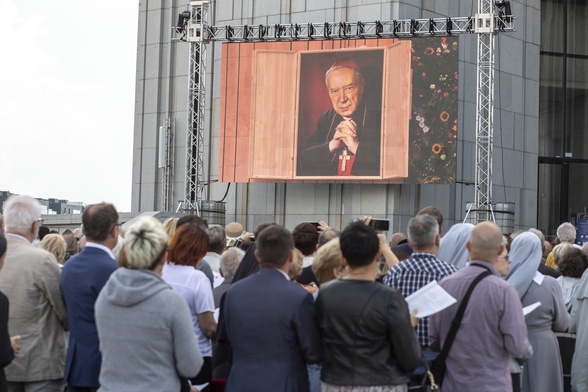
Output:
top-left (438, 223), bottom-right (475, 270)
top-left (506, 232), bottom-right (543, 299)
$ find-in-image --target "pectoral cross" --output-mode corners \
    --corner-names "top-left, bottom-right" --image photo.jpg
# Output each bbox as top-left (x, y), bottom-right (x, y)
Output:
top-left (339, 148), bottom-right (351, 172)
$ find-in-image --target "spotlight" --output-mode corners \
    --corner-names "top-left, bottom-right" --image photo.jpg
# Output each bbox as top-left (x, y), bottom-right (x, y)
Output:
top-left (176, 10), bottom-right (191, 31)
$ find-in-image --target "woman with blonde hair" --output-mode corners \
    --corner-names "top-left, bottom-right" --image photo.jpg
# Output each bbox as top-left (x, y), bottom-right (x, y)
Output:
top-left (95, 217), bottom-right (202, 391)
top-left (163, 217), bottom-right (179, 240)
top-left (41, 233), bottom-right (67, 265)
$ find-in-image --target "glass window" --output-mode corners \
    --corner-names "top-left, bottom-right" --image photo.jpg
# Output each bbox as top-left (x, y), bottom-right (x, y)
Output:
top-left (567, 0), bottom-right (588, 55)
top-left (541, 0), bottom-right (565, 53)
top-left (566, 57), bottom-right (588, 158)
top-left (539, 54), bottom-right (565, 157)
top-left (568, 163), bottom-right (588, 221)
top-left (538, 163), bottom-right (562, 237)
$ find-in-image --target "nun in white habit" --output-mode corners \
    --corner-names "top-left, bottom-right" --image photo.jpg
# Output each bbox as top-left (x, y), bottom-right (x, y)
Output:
top-left (507, 232), bottom-right (569, 392)
top-left (569, 267), bottom-right (588, 391)
top-left (437, 223), bottom-right (475, 269)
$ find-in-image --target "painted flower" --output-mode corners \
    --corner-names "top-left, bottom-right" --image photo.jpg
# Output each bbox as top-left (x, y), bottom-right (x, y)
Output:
top-left (430, 84), bottom-right (436, 89)
top-left (440, 154), bottom-right (447, 160)
top-left (425, 47), bottom-right (435, 55)
top-left (423, 126), bottom-right (430, 133)
top-left (416, 115), bottom-right (423, 122)
top-left (432, 144), bottom-right (442, 154)
top-left (440, 111), bottom-right (450, 122)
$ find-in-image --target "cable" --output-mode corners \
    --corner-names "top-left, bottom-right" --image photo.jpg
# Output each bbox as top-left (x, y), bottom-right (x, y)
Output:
top-left (219, 183), bottom-right (231, 202)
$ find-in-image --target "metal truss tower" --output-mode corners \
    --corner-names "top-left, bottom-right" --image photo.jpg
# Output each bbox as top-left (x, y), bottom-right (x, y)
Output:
top-left (176, 0), bottom-right (514, 220)
top-left (182, 1), bottom-right (210, 215)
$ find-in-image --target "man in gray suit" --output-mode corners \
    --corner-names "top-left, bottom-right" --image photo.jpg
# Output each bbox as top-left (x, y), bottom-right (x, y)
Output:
top-left (0, 195), bottom-right (68, 392)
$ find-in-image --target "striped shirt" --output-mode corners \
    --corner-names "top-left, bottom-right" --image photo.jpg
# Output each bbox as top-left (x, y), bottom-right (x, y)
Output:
top-left (383, 252), bottom-right (457, 346)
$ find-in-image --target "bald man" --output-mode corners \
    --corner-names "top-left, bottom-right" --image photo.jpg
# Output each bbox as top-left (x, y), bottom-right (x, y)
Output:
top-left (429, 221), bottom-right (531, 392)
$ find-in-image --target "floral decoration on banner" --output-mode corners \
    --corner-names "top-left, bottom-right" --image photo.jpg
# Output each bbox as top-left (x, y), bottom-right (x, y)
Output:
top-left (408, 36), bottom-right (459, 184)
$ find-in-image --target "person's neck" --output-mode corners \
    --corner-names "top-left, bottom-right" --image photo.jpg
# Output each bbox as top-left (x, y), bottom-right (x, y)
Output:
top-left (343, 264), bottom-right (377, 281)
top-left (7, 230), bottom-right (35, 243)
top-left (413, 246), bottom-right (438, 255)
top-left (86, 237), bottom-right (115, 250)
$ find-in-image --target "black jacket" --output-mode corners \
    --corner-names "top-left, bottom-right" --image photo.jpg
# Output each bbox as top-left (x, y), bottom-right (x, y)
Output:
top-left (316, 279), bottom-right (421, 386)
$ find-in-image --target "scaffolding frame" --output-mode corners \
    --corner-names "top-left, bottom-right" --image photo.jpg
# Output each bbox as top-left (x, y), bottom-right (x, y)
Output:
top-left (176, 1), bottom-right (514, 222)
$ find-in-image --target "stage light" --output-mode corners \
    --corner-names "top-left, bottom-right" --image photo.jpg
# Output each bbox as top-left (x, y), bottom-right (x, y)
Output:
top-left (176, 10), bottom-right (191, 31)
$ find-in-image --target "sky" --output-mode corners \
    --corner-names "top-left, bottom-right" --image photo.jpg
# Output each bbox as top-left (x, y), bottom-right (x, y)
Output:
top-left (0, 0), bottom-right (138, 212)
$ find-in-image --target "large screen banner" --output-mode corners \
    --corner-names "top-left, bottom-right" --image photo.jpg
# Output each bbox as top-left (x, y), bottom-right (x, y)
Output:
top-left (218, 37), bottom-right (459, 184)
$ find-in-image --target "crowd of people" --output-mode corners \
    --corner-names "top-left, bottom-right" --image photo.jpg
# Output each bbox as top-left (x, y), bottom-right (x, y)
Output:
top-left (1, 195), bottom-right (588, 391)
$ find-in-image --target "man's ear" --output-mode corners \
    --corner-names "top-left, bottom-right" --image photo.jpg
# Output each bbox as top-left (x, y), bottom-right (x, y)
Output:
top-left (466, 240), bottom-right (472, 253)
top-left (498, 243), bottom-right (506, 256)
top-left (341, 256), bottom-right (350, 268)
top-left (435, 234), bottom-right (440, 247)
top-left (373, 250), bottom-right (382, 263)
top-left (254, 249), bottom-right (260, 262)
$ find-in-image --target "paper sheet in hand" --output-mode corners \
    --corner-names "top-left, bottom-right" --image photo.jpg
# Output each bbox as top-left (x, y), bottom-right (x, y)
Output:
top-left (405, 280), bottom-right (457, 318)
top-left (523, 301), bottom-right (541, 316)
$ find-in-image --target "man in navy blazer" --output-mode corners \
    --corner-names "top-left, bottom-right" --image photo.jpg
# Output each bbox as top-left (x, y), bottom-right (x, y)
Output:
top-left (60, 203), bottom-right (119, 392)
top-left (224, 225), bottom-right (322, 392)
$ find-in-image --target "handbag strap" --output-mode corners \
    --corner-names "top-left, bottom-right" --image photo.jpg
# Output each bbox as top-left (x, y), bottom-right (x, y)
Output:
top-left (436, 265), bottom-right (492, 363)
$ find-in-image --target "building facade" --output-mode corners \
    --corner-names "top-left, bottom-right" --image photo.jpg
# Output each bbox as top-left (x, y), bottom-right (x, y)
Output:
top-left (131, 0), bottom-right (583, 237)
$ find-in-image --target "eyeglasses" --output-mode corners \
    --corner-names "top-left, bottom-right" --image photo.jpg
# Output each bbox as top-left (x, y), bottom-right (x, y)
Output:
top-left (37, 218), bottom-right (45, 225)
top-left (499, 255), bottom-right (510, 263)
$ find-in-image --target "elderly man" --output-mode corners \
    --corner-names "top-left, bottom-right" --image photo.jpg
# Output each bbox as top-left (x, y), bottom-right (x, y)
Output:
top-left (213, 247), bottom-right (245, 308)
top-left (298, 59), bottom-right (381, 176)
top-left (546, 222), bottom-right (577, 268)
top-left (429, 221), bottom-right (531, 391)
top-left (203, 225), bottom-right (226, 288)
top-left (60, 203), bottom-right (120, 392)
top-left (0, 195), bottom-right (68, 392)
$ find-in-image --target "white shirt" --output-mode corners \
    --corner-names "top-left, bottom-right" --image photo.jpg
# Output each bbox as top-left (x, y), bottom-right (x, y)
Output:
top-left (162, 263), bottom-right (215, 356)
top-left (85, 242), bottom-right (116, 260)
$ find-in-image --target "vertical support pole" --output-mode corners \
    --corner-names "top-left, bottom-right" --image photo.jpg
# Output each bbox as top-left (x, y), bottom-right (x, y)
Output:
top-left (473, 2), bottom-right (496, 223)
top-left (184, 1), bottom-right (210, 215)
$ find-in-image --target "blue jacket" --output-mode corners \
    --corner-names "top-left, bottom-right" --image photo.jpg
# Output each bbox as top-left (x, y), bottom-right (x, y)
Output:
top-left (60, 246), bottom-right (117, 388)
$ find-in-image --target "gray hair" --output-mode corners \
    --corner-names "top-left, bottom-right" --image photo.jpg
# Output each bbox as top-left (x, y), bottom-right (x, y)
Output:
top-left (553, 243), bottom-right (574, 264)
top-left (318, 228), bottom-right (340, 248)
top-left (557, 222), bottom-right (576, 242)
top-left (219, 247), bottom-right (245, 278)
top-left (208, 225), bottom-right (226, 254)
top-left (124, 217), bottom-right (168, 270)
top-left (3, 195), bottom-right (42, 233)
top-left (407, 215), bottom-right (439, 250)
top-left (528, 228), bottom-right (545, 243)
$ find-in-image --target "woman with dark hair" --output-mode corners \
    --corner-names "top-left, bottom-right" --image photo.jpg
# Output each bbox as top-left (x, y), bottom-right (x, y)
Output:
top-left (317, 222), bottom-right (421, 391)
top-left (557, 248), bottom-right (588, 313)
top-left (0, 234), bottom-right (19, 392)
top-left (163, 223), bottom-right (216, 391)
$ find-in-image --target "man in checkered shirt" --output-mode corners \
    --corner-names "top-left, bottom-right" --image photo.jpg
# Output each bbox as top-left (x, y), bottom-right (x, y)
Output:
top-left (383, 214), bottom-right (457, 380)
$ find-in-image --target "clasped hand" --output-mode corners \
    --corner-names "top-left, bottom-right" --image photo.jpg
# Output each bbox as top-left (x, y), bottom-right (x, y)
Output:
top-left (328, 118), bottom-right (359, 154)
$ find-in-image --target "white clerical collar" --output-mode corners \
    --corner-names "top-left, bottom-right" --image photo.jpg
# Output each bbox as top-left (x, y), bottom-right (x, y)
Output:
top-left (533, 271), bottom-right (545, 286)
top-left (85, 242), bottom-right (116, 260)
